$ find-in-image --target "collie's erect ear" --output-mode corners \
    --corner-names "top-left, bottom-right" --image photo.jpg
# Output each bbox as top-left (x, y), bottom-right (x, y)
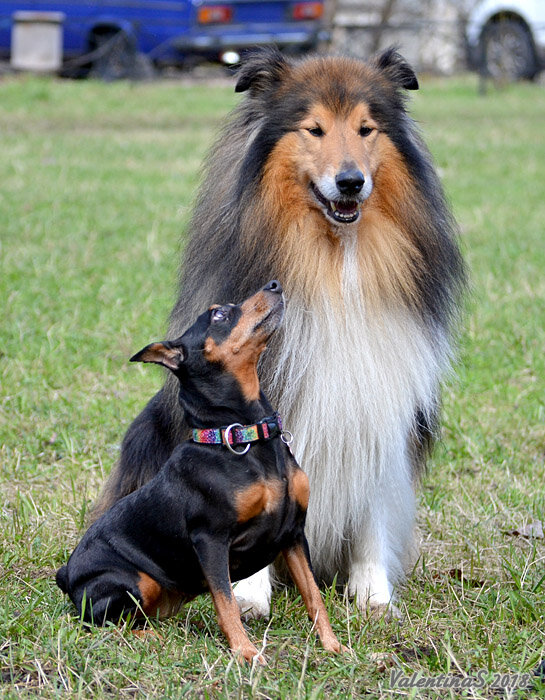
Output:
top-left (372, 47), bottom-right (419, 91)
top-left (235, 46), bottom-right (290, 95)
top-left (130, 341), bottom-right (185, 372)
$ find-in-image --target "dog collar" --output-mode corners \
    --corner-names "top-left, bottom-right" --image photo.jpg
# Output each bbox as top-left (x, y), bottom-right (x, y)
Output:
top-left (192, 413), bottom-right (288, 455)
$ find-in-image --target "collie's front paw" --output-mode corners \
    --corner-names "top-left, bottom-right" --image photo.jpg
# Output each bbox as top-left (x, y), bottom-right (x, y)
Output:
top-left (364, 601), bottom-right (402, 622)
top-left (348, 566), bottom-right (400, 621)
top-left (234, 589), bottom-right (271, 620)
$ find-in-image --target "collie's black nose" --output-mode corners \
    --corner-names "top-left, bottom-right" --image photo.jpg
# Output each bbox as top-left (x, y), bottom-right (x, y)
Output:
top-left (336, 169), bottom-right (364, 195)
top-left (264, 280), bottom-right (283, 294)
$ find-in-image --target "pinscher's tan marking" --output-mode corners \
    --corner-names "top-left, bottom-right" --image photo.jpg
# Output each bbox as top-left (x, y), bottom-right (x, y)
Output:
top-left (132, 629), bottom-right (161, 639)
top-left (135, 343), bottom-right (184, 373)
top-left (137, 572), bottom-right (186, 618)
top-left (234, 480), bottom-right (283, 523)
top-left (235, 466), bottom-right (308, 523)
top-left (288, 467), bottom-right (310, 511)
top-left (203, 291), bottom-right (273, 402)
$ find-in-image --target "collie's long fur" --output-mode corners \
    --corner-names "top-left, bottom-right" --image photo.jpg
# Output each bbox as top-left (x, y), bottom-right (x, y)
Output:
top-left (95, 47), bottom-right (465, 613)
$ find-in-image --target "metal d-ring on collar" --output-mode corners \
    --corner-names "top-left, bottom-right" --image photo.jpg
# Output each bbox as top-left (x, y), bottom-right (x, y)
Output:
top-left (280, 430), bottom-right (294, 445)
top-left (223, 423), bottom-right (251, 456)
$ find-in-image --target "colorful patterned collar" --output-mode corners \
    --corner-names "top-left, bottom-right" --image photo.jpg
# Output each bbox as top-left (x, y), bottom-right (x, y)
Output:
top-left (192, 413), bottom-right (283, 455)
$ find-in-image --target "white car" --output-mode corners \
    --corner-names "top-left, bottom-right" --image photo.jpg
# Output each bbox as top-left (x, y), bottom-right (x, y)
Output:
top-left (467, 0), bottom-right (545, 79)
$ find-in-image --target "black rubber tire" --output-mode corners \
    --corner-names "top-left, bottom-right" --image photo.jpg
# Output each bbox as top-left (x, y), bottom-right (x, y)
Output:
top-left (480, 18), bottom-right (538, 81)
top-left (90, 30), bottom-right (144, 81)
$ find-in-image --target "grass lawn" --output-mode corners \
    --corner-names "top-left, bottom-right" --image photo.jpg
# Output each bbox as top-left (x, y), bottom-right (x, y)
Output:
top-left (0, 71), bottom-right (544, 698)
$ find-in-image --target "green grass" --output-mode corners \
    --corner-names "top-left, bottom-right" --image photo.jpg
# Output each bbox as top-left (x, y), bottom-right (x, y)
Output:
top-left (1, 73), bottom-right (544, 698)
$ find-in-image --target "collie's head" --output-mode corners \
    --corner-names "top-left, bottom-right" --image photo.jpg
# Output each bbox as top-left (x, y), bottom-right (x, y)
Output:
top-left (236, 46), bottom-right (418, 232)
top-left (231, 47), bottom-right (463, 322)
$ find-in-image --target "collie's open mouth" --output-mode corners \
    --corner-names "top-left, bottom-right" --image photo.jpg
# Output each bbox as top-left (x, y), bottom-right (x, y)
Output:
top-left (310, 183), bottom-right (361, 224)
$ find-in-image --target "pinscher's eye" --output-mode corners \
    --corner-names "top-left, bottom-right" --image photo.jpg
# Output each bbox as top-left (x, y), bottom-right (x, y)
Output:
top-left (211, 308), bottom-right (228, 322)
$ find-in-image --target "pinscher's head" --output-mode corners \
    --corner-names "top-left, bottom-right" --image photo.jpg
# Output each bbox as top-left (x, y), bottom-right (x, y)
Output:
top-left (131, 281), bottom-right (284, 410)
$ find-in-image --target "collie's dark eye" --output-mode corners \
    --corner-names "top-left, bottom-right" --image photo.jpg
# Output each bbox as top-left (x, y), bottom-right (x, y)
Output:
top-left (359, 125), bottom-right (373, 137)
top-left (307, 126), bottom-right (324, 137)
top-left (211, 308), bottom-right (227, 322)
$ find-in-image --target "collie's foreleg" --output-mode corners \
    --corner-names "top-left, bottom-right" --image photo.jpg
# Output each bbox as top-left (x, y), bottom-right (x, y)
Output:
top-left (347, 466), bottom-right (415, 618)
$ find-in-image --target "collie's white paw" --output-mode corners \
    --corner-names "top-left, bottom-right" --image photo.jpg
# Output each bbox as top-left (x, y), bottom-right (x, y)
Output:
top-left (348, 563), bottom-right (399, 620)
top-left (233, 568), bottom-right (271, 620)
top-left (364, 601), bottom-right (402, 622)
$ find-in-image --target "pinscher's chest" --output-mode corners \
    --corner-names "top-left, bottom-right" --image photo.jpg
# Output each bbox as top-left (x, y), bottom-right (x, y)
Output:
top-left (231, 464), bottom-right (309, 524)
top-left (225, 465), bottom-right (310, 573)
top-left (180, 443), bottom-right (309, 538)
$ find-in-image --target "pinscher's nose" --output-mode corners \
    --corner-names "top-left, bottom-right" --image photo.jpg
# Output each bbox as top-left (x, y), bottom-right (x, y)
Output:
top-left (263, 280), bottom-right (283, 295)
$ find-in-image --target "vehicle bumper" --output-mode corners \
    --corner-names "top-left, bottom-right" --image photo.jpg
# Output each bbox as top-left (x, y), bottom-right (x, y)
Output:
top-left (173, 24), bottom-right (327, 52)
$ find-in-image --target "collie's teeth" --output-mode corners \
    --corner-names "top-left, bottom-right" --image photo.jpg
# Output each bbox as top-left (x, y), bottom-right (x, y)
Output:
top-left (330, 201), bottom-right (337, 213)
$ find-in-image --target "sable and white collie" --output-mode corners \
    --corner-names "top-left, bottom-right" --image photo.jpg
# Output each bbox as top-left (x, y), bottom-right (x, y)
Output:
top-left (94, 47), bottom-right (465, 617)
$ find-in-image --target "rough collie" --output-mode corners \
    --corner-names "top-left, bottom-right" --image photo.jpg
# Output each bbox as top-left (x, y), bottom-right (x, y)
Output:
top-left (94, 47), bottom-right (465, 617)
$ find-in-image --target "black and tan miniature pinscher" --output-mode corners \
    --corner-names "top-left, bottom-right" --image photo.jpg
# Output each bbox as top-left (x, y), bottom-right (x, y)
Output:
top-left (56, 281), bottom-right (343, 663)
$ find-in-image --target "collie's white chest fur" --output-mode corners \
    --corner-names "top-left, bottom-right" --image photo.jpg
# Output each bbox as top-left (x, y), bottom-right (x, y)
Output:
top-left (263, 237), bottom-right (449, 582)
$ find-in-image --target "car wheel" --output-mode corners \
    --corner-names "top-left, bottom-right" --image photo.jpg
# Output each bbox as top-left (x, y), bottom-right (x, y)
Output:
top-left (480, 18), bottom-right (538, 81)
top-left (90, 30), bottom-right (146, 81)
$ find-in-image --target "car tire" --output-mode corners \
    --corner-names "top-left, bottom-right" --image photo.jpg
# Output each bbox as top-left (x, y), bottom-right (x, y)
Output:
top-left (90, 30), bottom-right (152, 81)
top-left (480, 18), bottom-right (538, 81)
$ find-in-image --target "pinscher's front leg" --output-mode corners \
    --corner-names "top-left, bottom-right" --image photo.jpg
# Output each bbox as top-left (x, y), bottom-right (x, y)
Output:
top-left (190, 532), bottom-right (265, 664)
top-left (282, 540), bottom-right (344, 653)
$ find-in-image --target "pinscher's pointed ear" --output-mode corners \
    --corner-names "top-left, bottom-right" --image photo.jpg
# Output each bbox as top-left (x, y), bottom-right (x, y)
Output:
top-left (235, 46), bottom-right (290, 94)
top-left (373, 47), bottom-right (419, 90)
top-left (130, 341), bottom-right (185, 372)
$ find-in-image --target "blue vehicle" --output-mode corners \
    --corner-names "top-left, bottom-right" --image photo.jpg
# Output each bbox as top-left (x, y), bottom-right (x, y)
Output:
top-left (0, 0), bottom-right (326, 77)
